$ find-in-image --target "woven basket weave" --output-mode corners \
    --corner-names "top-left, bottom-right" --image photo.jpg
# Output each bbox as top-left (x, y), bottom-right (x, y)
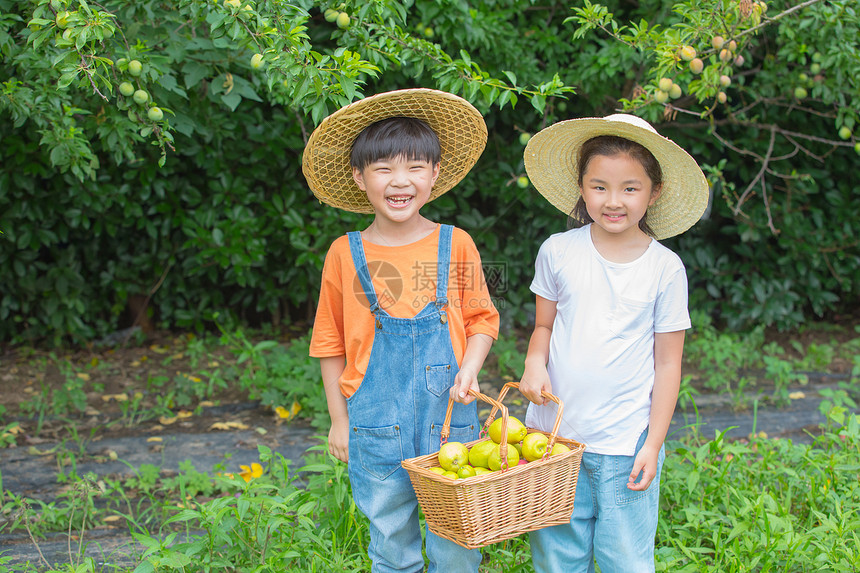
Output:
top-left (402, 383), bottom-right (585, 549)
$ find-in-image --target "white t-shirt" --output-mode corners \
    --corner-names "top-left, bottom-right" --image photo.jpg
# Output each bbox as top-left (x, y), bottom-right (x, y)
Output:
top-left (525, 225), bottom-right (691, 455)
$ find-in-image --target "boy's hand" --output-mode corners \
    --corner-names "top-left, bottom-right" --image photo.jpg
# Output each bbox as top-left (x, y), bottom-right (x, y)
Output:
top-left (519, 362), bottom-right (552, 406)
top-left (450, 366), bottom-right (480, 404)
top-left (627, 442), bottom-right (660, 491)
top-left (328, 418), bottom-right (350, 463)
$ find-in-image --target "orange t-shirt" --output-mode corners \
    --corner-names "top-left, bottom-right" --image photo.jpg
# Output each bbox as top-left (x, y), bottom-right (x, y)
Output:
top-left (309, 226), bottom-right (500, 397)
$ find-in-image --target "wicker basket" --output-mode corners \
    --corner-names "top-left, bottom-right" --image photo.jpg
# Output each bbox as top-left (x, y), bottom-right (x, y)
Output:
top-left (401, 382), bottom-right (585, 549)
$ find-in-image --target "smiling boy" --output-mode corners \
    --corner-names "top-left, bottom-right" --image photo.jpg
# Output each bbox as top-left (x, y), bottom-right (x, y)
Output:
top-left (303, 89), bottom-right (500, 572)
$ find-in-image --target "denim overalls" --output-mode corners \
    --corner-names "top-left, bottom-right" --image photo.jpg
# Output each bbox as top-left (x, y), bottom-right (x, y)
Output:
top-left (346, 224), bottom-right (482, 572)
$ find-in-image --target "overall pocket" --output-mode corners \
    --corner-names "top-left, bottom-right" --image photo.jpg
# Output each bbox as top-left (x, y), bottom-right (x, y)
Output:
top-left (352, 424), bottom-right (403, 481)
top-left (425, 363), bottom-right (454, 397)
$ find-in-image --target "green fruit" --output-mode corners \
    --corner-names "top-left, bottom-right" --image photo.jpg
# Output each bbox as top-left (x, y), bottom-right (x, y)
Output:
top-left (798, 73), bottom-right (808, 83)
top-left (437, 441), bottom-right (469, 472)
top-left (456, 465), bottom-right (476, 479)
top-left (468, 440), bottom-right (497, 469)
top-left (658, 77), bottom-right (673, 92)
top-left (336, 11), bottom-right (350, 29)
top-left (711, 36), bottom-right (725, 50)
top-left (118, 82), bottom-right (135, 96)
top-left (719, 49), bottom-right (733, 63)
top-left (793, 86), bottom-right (807, 99)
top-left (518, 132), bottom-right (532, 145)
top-left (516, 176), bottom-right (529, 189)
top-left (423, 26), bottom-right (434, 38)
top-left (810, 63), bottom-right (821, 74)
top-left (223, 0), bottom-right (241, 7)
top-left (854, 142), bottom-right (860, 155)
top-left (654, 89), bottom-right (669, 104)
top-left (812, 52), bottom-right (823, 63)
top-left (668, 83), bottom-right (682, 99)
top-left (521, 432), bottom-right (549, 462)
top-left (488, 416), bottom-right (527, 444)
top-left (487, 443), bottom-right (519, 471)
top-left (324, 8), bottom-right (338, 22)
top-left (679, 45), bottom-right (696, 61)
top-left (147, 107), bottom-right (163, 121)
top-left (689, 58), bottom-right (704, 75)
top-left (250, 53), bottom-right (264, 69)
top-left (132, 89), bottom-right (149, 105)
top-left (717, 91), bottom-right (728, 104)
top-left (127, 60), bottom-right (142, 77)
top-left (56, 11), bottom-right (70, 29)
top-left (838, 126), bottom-right (852, 140)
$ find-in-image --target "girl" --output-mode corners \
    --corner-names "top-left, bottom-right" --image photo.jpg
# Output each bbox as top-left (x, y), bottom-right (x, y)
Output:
top-left (518, 114), bottom-right (709, 572)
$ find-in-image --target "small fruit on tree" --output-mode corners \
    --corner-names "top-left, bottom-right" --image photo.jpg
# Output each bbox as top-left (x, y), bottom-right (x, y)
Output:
top-left (717, 91), bottom-right (728, 104)
top-left (56, 11), bottom-right (70, 29)
top-left (658, 77), bottom-right (673, 92)
top-left (519, 132), bottom-right (532, 145)
top-left (423, 26), bottom-right (434, 38)
top-left (118, 82), bottom-right (135, 96)
top-left (854, 142), bottom-right (860, 155)
top-left (132, 89), bottom-right (149, 104)
top-left (250, 53), bottom-right (264, 69)
top-left (679, 45), bottom-right (696, 61)
top-left (668, 83), bottom-right (682, 99)
top-left (794, 86), bottom-right (807, 99)
top-left (516, 176), bottom-right (530, 189)
top-left (719, 75), bottom-right (732, 88)
top-left (838, 126), bottom-right (852, 140)
top-left (488, 416), bottom-right (527, 444)
top-left (689, 58), bottom-right (704, 74)
top-left (147, 107), bottom-right (163, 121)
top-left (127, 60), bottom-right (142, 77)
top-left (438, 441), bottom-right (469, 471)
top-left (654, 89), bottom-right (669, 104)
top-left (711, 36), bottom-right (725, 50)
top-left (812, 52), bottom-right (823, 63)
top-left (810, 63), bottom-right (821, 74)
top-left (336, 11), bottom-right (350, 29)
top-left (734, 55), bottom-right (745, 67)
top-left (719, 49), bottom-right (733, 63)
top-left (727, 40), bottom-right (738, 52)
top-left (224, 0), bottom-right (241, 8)
top-left (324, 8), bottom-right (338, 22)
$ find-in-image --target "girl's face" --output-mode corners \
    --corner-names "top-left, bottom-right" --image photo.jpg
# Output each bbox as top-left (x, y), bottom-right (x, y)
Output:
top-left (580, 152), bottom-right (661, 240)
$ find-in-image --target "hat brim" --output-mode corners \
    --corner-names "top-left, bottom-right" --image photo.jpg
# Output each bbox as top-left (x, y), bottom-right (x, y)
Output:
top-left (302, 89), bottom-right (488, 214)
top-left (523, 117), bottom-right (709, 239)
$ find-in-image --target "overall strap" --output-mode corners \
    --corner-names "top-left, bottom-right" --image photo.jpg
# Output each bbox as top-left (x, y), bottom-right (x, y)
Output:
top-left (346, 231), bottom-right (381, 313)
top-left (435, 224), bottom-right (454, 308)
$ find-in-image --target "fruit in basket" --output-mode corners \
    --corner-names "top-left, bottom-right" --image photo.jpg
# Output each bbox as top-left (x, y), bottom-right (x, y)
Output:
top-left (438, 441), bottom-right (469, 471)
top-left (522, 432), bottom-right (550, 462)
top-left (513, 441), bottom-right (523, 456)
top-left (488, 416), bottom-right (527, 444)
top-left (468, 440), bottom-right (496, 469)
top-left (441, 470), bottom-right (458, 479)
top-left (474, 467), bottom-right (493, 475)
top-left (429, 466), bottom-right (446, 475)
top-left (488, 443), bottom-right (520, 471)
top-left (457, 465), bottom-right (477, 479)
top-left (518, 459), bottom-right (529, 465)
top-left (550, 443), bottom-right (571, 456)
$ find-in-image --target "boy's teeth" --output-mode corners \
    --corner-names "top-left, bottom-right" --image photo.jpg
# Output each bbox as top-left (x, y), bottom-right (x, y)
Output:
top-left (388, 196), bottom-right (411, 204)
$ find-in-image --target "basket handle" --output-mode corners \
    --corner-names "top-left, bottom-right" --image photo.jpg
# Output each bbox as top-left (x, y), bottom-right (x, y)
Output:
top-left (441, 389), bottom-right (509, 466)
top-left (486, 382), bottom-right (565, 460)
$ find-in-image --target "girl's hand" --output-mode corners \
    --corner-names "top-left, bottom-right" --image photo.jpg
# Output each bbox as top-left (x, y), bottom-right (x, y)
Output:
top-left (328, 418), bottom-right (350, 463)
top-left (519, 363), bottom-right (552, 406)
top-left (450, 366), bottom-right (480, 404)
top-left (627, 443), bottom-right (660, 491)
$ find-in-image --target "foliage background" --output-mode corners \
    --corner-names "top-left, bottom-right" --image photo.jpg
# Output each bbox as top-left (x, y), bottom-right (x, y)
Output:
top-left (1, 0), bottom-right (859, 345)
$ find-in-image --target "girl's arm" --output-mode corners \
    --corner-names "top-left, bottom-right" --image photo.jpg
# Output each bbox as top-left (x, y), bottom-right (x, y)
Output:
top-left (519, 295), bottom-right (558, 406)
top-left (451, 333), bottom-right (494, 404)
top-left (320, 355), bottom-right (349, 463)
top-left (628, 329), bottom-right (685, 491)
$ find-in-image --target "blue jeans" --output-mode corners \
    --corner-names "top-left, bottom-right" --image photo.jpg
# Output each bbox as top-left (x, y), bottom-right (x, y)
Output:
top-left (345, 226), bottom-right (482, 572)
top-left (529, 429), bottom-right (665, 573)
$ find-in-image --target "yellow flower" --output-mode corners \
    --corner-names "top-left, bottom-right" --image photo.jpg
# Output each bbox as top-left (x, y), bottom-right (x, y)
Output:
top-left (239, 462), bottom-right (263, 482)
top-left (275, 401), bottom-right (302, 420)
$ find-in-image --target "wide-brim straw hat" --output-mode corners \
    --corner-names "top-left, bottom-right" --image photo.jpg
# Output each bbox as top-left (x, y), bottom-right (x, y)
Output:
top-left (524, 114), bottom-right (709, 239)
top-left (302, 88), bottom-right (488, 213)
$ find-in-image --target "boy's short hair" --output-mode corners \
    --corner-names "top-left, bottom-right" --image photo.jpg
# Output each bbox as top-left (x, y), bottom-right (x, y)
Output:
top-left (350, 117), bottom-right (442, 171)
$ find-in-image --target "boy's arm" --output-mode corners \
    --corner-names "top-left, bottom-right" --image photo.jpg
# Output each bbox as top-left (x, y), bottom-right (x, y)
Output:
top-left (450, 333), bottom-right (494, 404)
top-left (519, 295), bottom-right (557, 406)
top-left (628, 329), bottom-right (685, 491)
top-left (320, 355), bottom-right (349, 463)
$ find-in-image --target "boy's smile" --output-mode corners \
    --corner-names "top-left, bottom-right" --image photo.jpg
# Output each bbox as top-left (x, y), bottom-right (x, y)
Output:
top-left (353, 155), bottom-right (440, 226)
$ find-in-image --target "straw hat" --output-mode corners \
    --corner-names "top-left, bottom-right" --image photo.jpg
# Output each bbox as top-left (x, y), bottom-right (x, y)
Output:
top-left (302, 88), bottom-right (488, 213)
top-left (524, 114), bottom-right (709, 239)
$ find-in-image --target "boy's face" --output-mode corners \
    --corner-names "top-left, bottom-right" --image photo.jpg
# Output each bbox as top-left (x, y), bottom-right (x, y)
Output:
top-left (352, 155), bottom-right (440, 226)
